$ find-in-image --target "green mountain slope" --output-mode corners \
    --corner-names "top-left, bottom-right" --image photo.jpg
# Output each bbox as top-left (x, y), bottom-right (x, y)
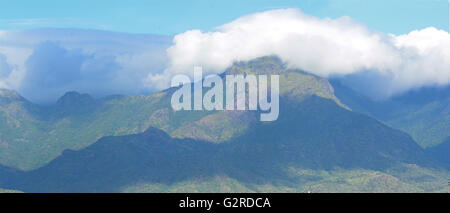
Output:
top-left (122, 165), bottom-right (449, 193)
top-left (1, 96), bottom-right (442, 192)
top-left (331, 81), bottom-right (450, 148)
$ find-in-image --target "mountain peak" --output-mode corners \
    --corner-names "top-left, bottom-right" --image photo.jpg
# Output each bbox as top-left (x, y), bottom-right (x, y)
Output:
top-left (0, 89), bottom-right (27, 106)
top-left (0, 89), bottom-right (23, 99)
top-left (142, 127), bottom-right (171, 140)
top-left (225, 56), bottom-right (286, 75)
top-left (56, 91), bottom-right (94, 106)
top-left (222, 55), bottom-right (345, 108)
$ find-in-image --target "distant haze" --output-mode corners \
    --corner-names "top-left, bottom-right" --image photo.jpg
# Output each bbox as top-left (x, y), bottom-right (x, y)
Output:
top-left (0, 29), bottom-right (171, 103)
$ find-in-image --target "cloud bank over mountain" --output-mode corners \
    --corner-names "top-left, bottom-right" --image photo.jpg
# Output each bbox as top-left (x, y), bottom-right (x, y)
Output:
top-left (155, 9), bottom-right (450, 99)
top-left (0, 9), bottom-right (449, 102)
top-left (0, 29), bottom-right (170, 103)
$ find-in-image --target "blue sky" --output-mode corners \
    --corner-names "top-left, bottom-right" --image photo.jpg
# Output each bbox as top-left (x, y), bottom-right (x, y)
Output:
top-left (0, 0), bottom-right (448, 35)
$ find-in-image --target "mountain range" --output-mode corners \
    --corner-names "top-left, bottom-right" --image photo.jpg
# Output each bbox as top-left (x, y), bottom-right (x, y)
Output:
top-left (0, 56), bottom-right (449, 192)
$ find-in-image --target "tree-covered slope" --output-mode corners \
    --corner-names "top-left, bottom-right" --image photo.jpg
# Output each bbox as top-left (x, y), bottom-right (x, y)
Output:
top-left (121, 165), bottom-right (449, 193)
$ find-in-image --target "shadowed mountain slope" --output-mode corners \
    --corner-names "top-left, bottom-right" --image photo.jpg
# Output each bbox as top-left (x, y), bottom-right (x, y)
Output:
top-left (426, 138), bottom-right (450, 170)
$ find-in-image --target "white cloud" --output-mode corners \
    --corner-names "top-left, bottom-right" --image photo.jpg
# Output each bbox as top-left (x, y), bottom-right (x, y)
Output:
top-left (153, 8), bottom-right (450, 99)
top-left (392, 28), bottom-right (450, 92)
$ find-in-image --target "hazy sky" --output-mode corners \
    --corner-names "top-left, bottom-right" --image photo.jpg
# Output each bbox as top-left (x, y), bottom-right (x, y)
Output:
top-left (0, 0), bottom-right (448, 35)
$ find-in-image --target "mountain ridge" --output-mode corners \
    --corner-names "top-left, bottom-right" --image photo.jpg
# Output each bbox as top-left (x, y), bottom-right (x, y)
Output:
top-left (0, 56), bottom-right (346, 170)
